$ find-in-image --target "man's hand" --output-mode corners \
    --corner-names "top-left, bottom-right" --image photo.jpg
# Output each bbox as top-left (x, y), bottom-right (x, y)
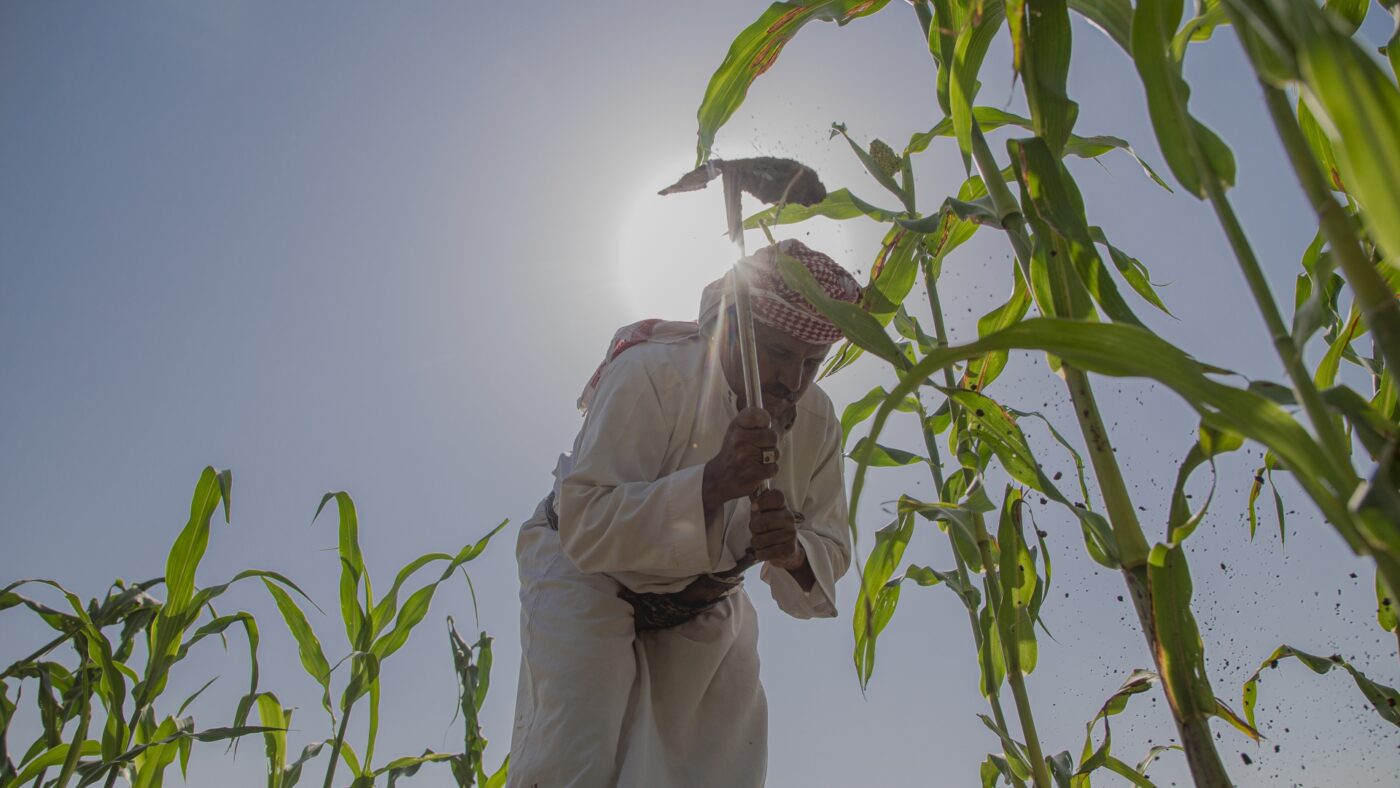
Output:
top-left (750, 490), bottom-right (813, 590)
top-left (701, 407), bottom-right (779, 511)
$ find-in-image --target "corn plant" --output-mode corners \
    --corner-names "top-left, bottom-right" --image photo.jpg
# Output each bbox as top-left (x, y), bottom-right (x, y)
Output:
top-left (692, 1), bottom-right (1399, 785)
top-left (0, 468), bottom-right (508, 787)
top-left (0, 467), bottom-right (297, 787)
top-left (257, 492), bottom-right (506, 788)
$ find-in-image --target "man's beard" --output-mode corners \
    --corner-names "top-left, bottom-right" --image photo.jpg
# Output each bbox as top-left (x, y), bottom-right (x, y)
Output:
top-left (734, 387), bottom-right (798, 432)
top-left (762, 386), bottom-right (798, 432)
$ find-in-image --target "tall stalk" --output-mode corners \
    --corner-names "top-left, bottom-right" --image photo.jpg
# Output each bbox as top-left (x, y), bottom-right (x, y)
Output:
top-left (970, 504), bottom-right (1051, 788)
top-left (901, 2), bottom-right (1232, 781)
top-left (921, 270), bottom-right (1030, 788)
top-left (324, 705), bottom-right (352, 788)
top-left (1256, 85), bottom-right (1400, 385)
top-left (964, 118), bottom-right (1233, 787)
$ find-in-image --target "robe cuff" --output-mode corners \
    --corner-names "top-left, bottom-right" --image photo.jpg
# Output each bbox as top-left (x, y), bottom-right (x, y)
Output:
top-left (651, 462), bottom-right (727, 576)
top-left (760, 530), bottom-right (838, 619)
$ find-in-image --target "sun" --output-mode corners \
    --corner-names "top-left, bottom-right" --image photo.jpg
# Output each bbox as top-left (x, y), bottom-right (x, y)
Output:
top-left (616, 158), bottom-right (851, 323)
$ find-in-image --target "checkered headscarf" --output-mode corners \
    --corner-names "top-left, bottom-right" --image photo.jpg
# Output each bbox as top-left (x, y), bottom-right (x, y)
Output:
top-left (577, 240), bottom-right (858, 413)
top-left (699, 239), bottom-right (861, 345)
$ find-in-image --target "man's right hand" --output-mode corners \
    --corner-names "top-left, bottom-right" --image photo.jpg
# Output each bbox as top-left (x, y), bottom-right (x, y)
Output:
top-left (702, 407), bottom-right (780, 512)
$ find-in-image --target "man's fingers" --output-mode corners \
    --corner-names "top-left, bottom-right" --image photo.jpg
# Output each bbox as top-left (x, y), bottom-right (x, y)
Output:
top-left (750, 528), bottom-right (795, 551)
top-left (735, 407), bottom-right (772, 430)
top-left (736, 427), bottom-right (779, 450)
top-left (753, 488), bottom-right (786, 512)
top-left (749, 509), bottom-right (794, 535)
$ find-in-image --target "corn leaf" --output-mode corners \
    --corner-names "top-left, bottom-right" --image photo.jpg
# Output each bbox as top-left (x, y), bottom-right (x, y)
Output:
top-left (1069, 0), bottom-right (1133, 52)
top-left (1147, 542), bottom-right (1217, 721)
top-left (852, 510), bottom-right (915, 688)
top-left (693, 0), bottom-right (892, 164)
top-left (950, 1), bottom-right (1007, 169)
top-left (948, 387), bottom-right (1119, 568)
top-left (1242, 644), bottom-right (1400, 728)
top-left (1017, 0), bottom-right (1080, 156)
top-left (1131, 0), bottom-right (1237, 197)
top-left (743, 187), bottom-right (899, 228)
top-left (778, 253), bottom-right (908, 369)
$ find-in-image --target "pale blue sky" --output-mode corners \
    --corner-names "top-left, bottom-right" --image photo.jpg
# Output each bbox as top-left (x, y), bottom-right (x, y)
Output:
top-left (2, 2), bottom-right (1397, 785)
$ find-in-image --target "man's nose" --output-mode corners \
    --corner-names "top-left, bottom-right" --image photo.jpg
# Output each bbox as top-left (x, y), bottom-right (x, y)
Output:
top-left (773, 361), bottom-right (802, 394)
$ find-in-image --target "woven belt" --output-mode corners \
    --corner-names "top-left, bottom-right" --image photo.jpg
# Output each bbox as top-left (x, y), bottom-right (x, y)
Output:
top-left (543, 492), bottom-right (754, 631)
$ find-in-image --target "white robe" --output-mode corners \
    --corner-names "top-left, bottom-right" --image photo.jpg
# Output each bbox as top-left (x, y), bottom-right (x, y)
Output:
top-left (507, 332), bottom-right (851, 787)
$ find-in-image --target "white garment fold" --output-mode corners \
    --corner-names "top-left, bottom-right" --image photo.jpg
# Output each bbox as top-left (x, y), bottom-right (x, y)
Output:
top-left (508, 333), bottom-right (850, 787)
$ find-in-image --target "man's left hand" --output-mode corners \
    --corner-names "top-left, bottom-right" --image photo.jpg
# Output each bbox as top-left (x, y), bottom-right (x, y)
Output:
top-left (750, 489), bottom-right (805, 572)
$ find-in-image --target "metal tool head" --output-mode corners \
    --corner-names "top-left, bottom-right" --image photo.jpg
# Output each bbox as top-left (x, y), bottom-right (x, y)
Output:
top-left (659, 157), bottom-right (827, 208)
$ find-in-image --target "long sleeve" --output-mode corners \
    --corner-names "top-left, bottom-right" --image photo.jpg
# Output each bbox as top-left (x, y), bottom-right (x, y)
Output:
top-left (760, 395), bottom-right (851, 619)
top-left (555, 351), bottom-right (726, 579)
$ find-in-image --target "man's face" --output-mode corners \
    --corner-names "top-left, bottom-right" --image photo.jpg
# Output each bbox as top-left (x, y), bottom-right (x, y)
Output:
top-left (721, 315), bottom-right (831, 431)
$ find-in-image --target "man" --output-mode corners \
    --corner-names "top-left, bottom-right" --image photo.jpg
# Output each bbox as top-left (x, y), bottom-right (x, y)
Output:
top-left (507, 239), bottom-right (860, 787)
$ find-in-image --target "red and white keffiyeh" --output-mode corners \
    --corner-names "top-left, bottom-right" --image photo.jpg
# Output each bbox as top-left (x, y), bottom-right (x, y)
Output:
top-left (578, 240), bottom-right (860, 412)
top-left (723, 239), bottom-right (862, 345)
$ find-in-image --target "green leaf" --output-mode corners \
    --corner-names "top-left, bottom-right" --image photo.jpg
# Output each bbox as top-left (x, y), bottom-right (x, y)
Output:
top-left (847, 436), bottom-right (924, 467)
top-left (852, 510), bottom-right (915, 688)
top-left (693, 1), bottom-right (892, 164)
top-left (841, 318), bottom-right (1360, 595)
top-left (1323, 0), bottom-right (1369, 35)
top-left (10, 741), bottom-right (101, 785)
top-left (950, 387), bottom-right (1120, 568)
top-left (1088, 227), bottom-right (1173, 316)
top-left (1167, 423), bottom-right (1243, 543)
top-left (899, 495), bottom-right (985, 573)
top-left (256, 693), bottom-right (289, 788)
top-left (863, 226), bottom-right (924, 324)
top-left (743, 187), bottom-right (899, 229)
top-left (1016, 0), bottom-right (1080, 156)
top-left (1298, 19), bottom-right (1400, 270)
top-left (162, 467), bottom-right (231, 622)
top-left (1147, 542), bottom-right (1216, 721)
top-left (777, 252), bottom-right (908, 369)
top-left (950, 2), bottom-right (1008, 169)
top-left (841, 386), bottom-right (891, 450)
top-left (1010, 136), bottom-right (1146, 327)
top-left (1130, 0), bottom-right (1237, 197)
top-left (1378, 570), bottom-right (1398, 632)
top-left (1242, 644), bottom-right (1400, 728)
top-left (978, 713), bottom-right (1033, 780)
top-left (995, 488), bottom-right (1039, 674)
top-left (1068, 0), bottom-right (1133, 52)
top-left (832, 124), bottom-right (912, 210)
top-left (914, 106), bottom-right (1170, 189)
top-left (261, 580), bottom-right (333, 717)
top-left (1297, 98), bottom-right (1346, 193)
top-left (966, 268), bottom-right (1033, 390)
top-left (1213, 697), bottom-right (1262, 742)
top-left (315, 492), bottom-right (369, 652)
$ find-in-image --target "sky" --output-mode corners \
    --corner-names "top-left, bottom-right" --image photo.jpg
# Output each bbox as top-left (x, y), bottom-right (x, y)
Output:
top-left (2, 2), bottom-right (1398, 786)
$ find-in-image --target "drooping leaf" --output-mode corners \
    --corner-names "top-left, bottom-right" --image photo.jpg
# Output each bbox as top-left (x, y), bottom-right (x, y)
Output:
top-left (950, 387), bottom-right (1120, 568)
top-left (777, 252), bottom-right (908, 368)
top-left (1147, 542), bottom-right (1216, 722)
top-left (1010, 136), bottom-right (1146, 327)
top-left (1016, 0), bottom-right (1080, 156)
top-left (950, 1), bottom-right (1008, 169)
top-left (1242, 644), bottom-right (1400, 728)
top-left (1294, 3), bottom-right (1400, 269)
top-left (1131, 0), bottom-right (1237, 197)
top-left (853, 511), bottom-right (916, 687)
top-left (1068, 0), bottom-right (1133, 52)
top-left (694, 1), bottom-right (893, 164)
top-left (848, 436), bottom-right (925, 467)
top-left (1167, 422), bottom-right (1244, 543)
top-left (743, 187), bottom-right (900, 228)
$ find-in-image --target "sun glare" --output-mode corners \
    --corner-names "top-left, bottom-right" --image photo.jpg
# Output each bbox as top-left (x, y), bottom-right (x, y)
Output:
top-left (616, 159), bottom-right (851, 323)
